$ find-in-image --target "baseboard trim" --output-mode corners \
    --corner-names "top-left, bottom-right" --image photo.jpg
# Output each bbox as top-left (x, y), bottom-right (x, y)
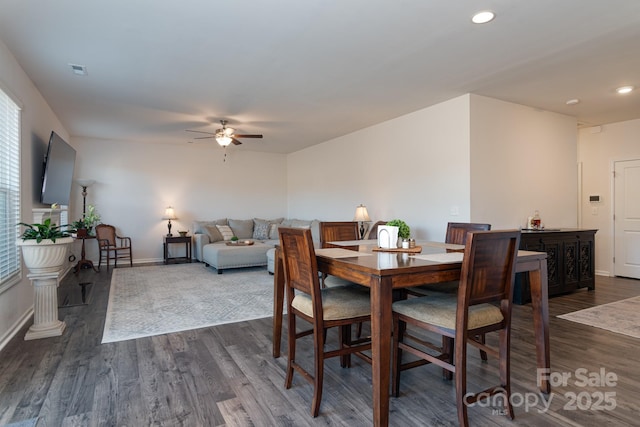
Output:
top-left (0, 307), bottom-right (33, 352)
top-left (595, 270), bottom-right (611, 277)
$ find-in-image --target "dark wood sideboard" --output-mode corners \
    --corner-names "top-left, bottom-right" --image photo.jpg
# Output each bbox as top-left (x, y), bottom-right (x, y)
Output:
top-left (514, 228), bottom-right (597, 304)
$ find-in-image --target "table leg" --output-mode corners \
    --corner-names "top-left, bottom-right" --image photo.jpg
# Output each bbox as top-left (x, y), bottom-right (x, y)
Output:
top-left (529, 260), bottom-right (551, 394)
top-left (74, 238), bottom-right (98, 273)
top-left (273, 247), bottom-right (285, 358)
top-left (370, 276), bottom-right (393, 427)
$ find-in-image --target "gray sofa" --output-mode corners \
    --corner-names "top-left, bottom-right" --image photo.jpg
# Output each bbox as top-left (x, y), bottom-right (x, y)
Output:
top-left (193, 218), bottom-right (320, 273)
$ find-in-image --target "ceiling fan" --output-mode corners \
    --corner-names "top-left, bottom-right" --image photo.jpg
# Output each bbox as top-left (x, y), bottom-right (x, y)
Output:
top-left (186, 120), bottom-right (263, 147)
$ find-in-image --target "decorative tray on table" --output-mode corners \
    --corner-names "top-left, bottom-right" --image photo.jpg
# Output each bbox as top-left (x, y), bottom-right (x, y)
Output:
top-left (225, 240), bottom-right (255, 246)
top-left (372, 246), bottom-right (422, 253)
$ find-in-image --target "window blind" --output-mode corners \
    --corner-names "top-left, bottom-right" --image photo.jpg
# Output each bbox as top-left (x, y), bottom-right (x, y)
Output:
top-left (0, 88), bottom-right (21, 291)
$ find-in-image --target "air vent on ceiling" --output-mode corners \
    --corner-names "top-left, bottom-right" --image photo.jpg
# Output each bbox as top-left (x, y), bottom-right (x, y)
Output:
top-left (68, 63), bottom-right (88, 76)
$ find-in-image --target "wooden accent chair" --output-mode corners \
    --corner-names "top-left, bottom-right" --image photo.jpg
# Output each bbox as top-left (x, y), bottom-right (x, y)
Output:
top-left (278, 227), bottom-right (372, 417)
top-left (391, 230), bottom-right (521, 427)
top-left (95, 224), bottom-right (133, 271)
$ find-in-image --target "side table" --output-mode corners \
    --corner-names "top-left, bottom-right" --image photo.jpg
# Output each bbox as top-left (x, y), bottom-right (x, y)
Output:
top-left (163, 235), bottom-right (192, 264)
top-left (74, 235), bottom-right (98, 274)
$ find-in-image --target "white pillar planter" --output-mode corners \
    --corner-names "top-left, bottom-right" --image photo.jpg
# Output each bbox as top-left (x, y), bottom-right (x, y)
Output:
top-left (16, 237), bottom-right (72, 340)
top-left (16, 237), bottom-right (73, 273)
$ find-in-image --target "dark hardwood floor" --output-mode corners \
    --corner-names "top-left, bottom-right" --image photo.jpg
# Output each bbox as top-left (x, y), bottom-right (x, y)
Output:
top-left (1, 266), bottom-right (639, 426)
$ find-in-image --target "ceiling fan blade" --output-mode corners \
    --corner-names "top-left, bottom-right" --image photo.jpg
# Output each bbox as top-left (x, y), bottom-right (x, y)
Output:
top-left (186, 129), bottom-right (215, 135)
top-left (193, 136), bottom-right (214, 139)
top-left (233, 134), bottom-right (263, 138)
top-left (231, 138), bottom-right (243, 145)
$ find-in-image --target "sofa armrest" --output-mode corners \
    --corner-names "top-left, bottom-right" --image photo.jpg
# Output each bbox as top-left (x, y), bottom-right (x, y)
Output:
top-left (193, 234), bottom-right (210, 262)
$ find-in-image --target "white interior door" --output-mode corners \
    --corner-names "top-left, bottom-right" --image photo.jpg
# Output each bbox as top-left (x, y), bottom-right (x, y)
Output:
top-left (614, 159), bottom-right (640, 279)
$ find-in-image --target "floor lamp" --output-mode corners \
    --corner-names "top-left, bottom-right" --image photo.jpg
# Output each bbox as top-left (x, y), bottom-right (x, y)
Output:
top-left (75, 179), bottom-right (95, 218)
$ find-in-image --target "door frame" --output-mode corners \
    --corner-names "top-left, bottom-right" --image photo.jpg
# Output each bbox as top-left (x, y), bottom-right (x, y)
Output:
top-left (611, 157), bottom-right (640, 278)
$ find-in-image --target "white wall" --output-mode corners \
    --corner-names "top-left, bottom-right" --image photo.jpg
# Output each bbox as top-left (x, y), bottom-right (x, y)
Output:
top-left (288, 94), bottom-right (579, 242)
top-left (470, 95), bottom-right (579, 229)
top-left (72, 138), bottom-right (288, 263)
top-left (0, 39), bottom-right (71, 348)
top-left (578, 119), bottom-right (640, 276)
top-left (287, 95), bottom-right (472, 241)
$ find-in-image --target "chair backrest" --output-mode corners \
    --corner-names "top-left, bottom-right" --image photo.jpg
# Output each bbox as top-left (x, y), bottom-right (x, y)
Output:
top-left (319, 221), bottom-right (359, 248)
top-left (95, 224), bottom-right (116, 246)
top-left (365, 220), bottom-right (388, 240)
top-left (278, 227), bottom-right (322, 308)
top-left (458, 230), bottom-right (520, 309)
top-left (445, 222), bottom-right (491, 245)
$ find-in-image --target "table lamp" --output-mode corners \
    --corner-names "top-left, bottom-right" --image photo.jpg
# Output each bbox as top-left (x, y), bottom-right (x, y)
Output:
top-left (162, 206), bottom-right (177, 236)
top-left (353, 204), bottom-right (371, 239)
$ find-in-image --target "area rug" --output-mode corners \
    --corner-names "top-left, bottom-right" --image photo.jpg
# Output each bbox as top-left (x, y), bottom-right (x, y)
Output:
top-left (102, 264), bottom-right (275, 343)
top-left (557, 296), bottom-right (640, 339)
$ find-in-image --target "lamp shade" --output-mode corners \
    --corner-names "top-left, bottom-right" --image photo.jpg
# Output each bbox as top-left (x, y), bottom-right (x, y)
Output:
top-left (75, 179), bottom-right (95, 188)
top-left (353, 204), bottom-right (371, 222)
top-left (162, 206), bottom-right (177, 220)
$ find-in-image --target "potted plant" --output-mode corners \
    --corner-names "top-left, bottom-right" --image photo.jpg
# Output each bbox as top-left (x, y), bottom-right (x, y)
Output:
top-left (386, 219), bottom-right (410, 239)
top-left (72, 204), bottom-right (101, 236)
top-left (16, 204), bottom-right (74, 274)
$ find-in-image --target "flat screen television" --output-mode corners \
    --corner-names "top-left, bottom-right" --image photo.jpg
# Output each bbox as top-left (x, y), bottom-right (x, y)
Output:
top-left (40, 131), bottom-right (76, 205)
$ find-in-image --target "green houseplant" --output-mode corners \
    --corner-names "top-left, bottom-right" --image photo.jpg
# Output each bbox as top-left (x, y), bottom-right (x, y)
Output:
top-left (18, 204), bottom-right (72, 243)
top-left (386, 219), bottom-right (410, 240)
top-left (16, 204), bottom-right (74, 274)
top-left (72, 204), bottom-right (101, 236)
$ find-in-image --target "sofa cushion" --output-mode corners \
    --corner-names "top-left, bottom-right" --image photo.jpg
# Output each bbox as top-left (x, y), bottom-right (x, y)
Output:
top-left (228, 219), bottom-right (254, 239)
top-left (268, 223), bottom-right (280, 240)
top-left (253, 221), bottom-right (270, 240)
top-left (204, 225), bottom-right (224, 243)
top-left (253, 218), bottom-right (284, 240)
top-left (193, 219), bottom-right (227, 235)
top-left (215, 224), bottom-right (235, 241)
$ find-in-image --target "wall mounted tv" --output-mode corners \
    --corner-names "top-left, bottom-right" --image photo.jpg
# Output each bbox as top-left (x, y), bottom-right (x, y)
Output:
top-left (40, 131), bottom-right (76, 205)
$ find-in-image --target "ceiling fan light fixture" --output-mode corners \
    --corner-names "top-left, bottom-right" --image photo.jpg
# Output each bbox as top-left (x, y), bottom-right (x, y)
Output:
top-left (216, 133), bottom-right (233, 147)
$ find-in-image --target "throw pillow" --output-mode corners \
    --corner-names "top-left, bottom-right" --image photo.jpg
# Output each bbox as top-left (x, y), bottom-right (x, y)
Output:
top-left (228, 219), bottom-right (254, 239)
top-left (268, 223), bottom-right (280, 240)
top-left (204, 225), bottom-right (224, 243)
top-left (253, 221), bottom-right (270, 240)
top-left (215, 224), bottom-right (235, 241)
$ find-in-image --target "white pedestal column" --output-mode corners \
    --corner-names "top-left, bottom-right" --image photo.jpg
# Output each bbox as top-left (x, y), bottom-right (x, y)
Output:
top-left (24, 271), bottom-right (66, 340)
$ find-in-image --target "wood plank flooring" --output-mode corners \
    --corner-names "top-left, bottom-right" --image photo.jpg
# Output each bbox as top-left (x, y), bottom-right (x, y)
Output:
top-left (1, 266), bottom-right (639, 426)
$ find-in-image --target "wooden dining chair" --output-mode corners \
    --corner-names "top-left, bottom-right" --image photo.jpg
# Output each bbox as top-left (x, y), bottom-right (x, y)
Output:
top-left (391, 230), bottom-right (521, 427)
top-left (278, 226), bottom-right (372, 417)
top-left (407, 222), bottom-right (493, 361)
top-left (319, 221), bottom-right (360, 287)
top-left (95, 224), bottom-right (133, 271)
top-left (365, 220), bottom-right (387, 240)
top-left (319, 221), bottom-right (359, 248)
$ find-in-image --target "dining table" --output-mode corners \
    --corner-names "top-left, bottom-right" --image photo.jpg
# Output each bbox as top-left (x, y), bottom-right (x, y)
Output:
top-left (271, 239), bottom-right (550, 427)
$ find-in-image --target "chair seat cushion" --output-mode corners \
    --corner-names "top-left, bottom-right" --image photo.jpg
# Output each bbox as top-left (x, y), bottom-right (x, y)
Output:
top-left (392, 295), bottom-right (503, 330)
top-left (292, 286), bottom-right (370, 321)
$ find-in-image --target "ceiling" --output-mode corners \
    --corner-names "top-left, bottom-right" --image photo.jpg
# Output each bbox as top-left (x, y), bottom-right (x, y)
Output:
top-left (1, 1), bottom-right (639, 154)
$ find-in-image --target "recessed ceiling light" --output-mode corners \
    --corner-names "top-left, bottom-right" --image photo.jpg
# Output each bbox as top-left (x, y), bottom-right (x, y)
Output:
top-left (566, 99), bottom-right (580, 106)
top-left (472, 11), bottom-right (495, 24)
top-left (616, 86), bottom-right (634, 94)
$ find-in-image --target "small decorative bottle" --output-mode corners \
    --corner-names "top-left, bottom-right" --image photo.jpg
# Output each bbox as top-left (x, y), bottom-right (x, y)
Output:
top-left (532, 210), bottom-right (541, 230)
